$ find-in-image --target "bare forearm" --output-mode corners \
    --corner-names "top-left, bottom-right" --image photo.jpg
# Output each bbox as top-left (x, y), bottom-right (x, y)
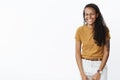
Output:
top-left (75, 41), bottom-right (85, 75)
top-left (98, 40), bottom-right (110, 71)
top-left (99, 52), bottom-right (109, 71)
top-left (76, 52), bottom-right (84, 75)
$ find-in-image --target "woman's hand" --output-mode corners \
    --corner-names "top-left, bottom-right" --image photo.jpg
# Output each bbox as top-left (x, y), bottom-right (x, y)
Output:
top-left (92, 72), bottom-right (101, 80)
top-left (81, 73), bottom-right (89, 80)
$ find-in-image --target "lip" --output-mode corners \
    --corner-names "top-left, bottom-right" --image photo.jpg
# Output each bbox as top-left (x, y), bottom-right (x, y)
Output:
top-left (87, 19), bottom-right (93, 23)
top-left (85, 18), bottom-right (95, 24)
top-left (87, 19), bottom-right (93, 21)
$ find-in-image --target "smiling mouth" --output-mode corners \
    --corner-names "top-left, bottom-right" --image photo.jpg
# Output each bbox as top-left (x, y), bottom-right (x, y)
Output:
top-left (87, 19), bottom-right (93, 22)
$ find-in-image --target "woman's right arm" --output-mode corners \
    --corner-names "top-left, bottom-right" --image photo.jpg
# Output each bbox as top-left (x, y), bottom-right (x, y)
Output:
top-left (75, 40), bottom-right (88, 80)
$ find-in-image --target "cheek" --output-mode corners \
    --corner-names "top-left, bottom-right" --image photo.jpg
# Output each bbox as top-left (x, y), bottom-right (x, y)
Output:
top-left (84, 16), bottom-right (87, 20)
top-left (92, 15), bottom-right (97, 19)
top-left (93, 16), bottom-right (96, 19)
top-left (84, 17), bottom-right (87, 22)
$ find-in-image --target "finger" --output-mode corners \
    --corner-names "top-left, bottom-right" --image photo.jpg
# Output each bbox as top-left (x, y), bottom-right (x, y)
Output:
top-left (92, 78), bottom-right (96, 80)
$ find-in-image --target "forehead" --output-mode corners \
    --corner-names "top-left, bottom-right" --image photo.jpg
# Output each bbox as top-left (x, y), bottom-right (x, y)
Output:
top-left (84, 7), bottom-right (96, 13)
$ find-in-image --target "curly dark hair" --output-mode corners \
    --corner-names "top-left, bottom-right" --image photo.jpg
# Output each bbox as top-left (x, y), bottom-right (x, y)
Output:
top-left (83, 3), bottom-right (109, 46)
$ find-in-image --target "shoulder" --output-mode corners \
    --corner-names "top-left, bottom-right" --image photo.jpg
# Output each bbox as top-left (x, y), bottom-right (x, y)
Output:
top-left (76, 25), bottom-right (85, 32)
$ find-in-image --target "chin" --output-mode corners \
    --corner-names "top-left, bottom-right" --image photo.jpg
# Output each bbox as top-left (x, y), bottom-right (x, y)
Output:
top-left (87, 23), bottom-right (94, 25)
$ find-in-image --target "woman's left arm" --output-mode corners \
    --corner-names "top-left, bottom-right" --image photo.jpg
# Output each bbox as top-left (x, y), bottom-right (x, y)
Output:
top-left (98, 39), bottom-right (110, 71)
top-left (92, 40), bottom-right (110, 80)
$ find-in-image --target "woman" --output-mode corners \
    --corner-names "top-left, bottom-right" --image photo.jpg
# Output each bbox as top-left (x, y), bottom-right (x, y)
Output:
top-left (75, 3), bottom-right (110, 80)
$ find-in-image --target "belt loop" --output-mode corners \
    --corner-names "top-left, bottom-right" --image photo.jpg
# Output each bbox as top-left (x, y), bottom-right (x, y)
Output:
top-left (98, 58), bottom-right (101, 61)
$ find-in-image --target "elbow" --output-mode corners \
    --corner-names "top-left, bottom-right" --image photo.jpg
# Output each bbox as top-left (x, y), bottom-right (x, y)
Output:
top-left (75, 51), bottom-right (81, 59)
top-left (104, 51), bottom-right (110, 57)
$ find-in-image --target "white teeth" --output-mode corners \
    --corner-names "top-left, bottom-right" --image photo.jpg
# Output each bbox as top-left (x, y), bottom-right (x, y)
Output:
top-left (88, 19), bottom-right (92, 21)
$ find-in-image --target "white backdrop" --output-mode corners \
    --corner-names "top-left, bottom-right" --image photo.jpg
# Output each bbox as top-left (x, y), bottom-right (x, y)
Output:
top-left (0, 0), bottom-right (119, 80)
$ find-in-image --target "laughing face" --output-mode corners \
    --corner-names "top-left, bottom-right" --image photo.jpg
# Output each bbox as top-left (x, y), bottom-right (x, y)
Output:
top-left (84, 7), bottom-right (98, 26)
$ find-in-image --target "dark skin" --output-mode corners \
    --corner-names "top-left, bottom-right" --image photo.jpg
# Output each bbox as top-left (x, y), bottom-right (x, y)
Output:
top-left (76, 40), bottom-right (110, 80)
top-left (75, 7), bottom-right (110, 80)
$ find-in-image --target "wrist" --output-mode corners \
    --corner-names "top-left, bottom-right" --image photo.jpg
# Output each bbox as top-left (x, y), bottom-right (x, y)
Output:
top-left (97, 69), bottom-right (102, 74)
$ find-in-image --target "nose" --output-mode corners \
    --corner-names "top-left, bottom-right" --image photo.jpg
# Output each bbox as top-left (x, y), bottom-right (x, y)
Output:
top-left (87, 14), bottom-right (92, 18)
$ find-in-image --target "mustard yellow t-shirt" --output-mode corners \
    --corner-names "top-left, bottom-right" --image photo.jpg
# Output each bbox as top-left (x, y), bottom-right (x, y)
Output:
top-left (75, 25), bottom-right (110, 59)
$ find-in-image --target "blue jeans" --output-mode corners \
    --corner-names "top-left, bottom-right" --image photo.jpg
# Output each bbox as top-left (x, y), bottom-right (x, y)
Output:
top-left (82, 59), bottom-right (107, 80)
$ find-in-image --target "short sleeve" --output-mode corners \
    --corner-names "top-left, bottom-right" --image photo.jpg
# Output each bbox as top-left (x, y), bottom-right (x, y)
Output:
top-left (75, 28), bottom-right (81, 41)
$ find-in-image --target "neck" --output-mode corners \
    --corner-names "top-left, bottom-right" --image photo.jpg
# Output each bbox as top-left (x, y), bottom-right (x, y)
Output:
top-left (86, 24), bottom-right (95, 28)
